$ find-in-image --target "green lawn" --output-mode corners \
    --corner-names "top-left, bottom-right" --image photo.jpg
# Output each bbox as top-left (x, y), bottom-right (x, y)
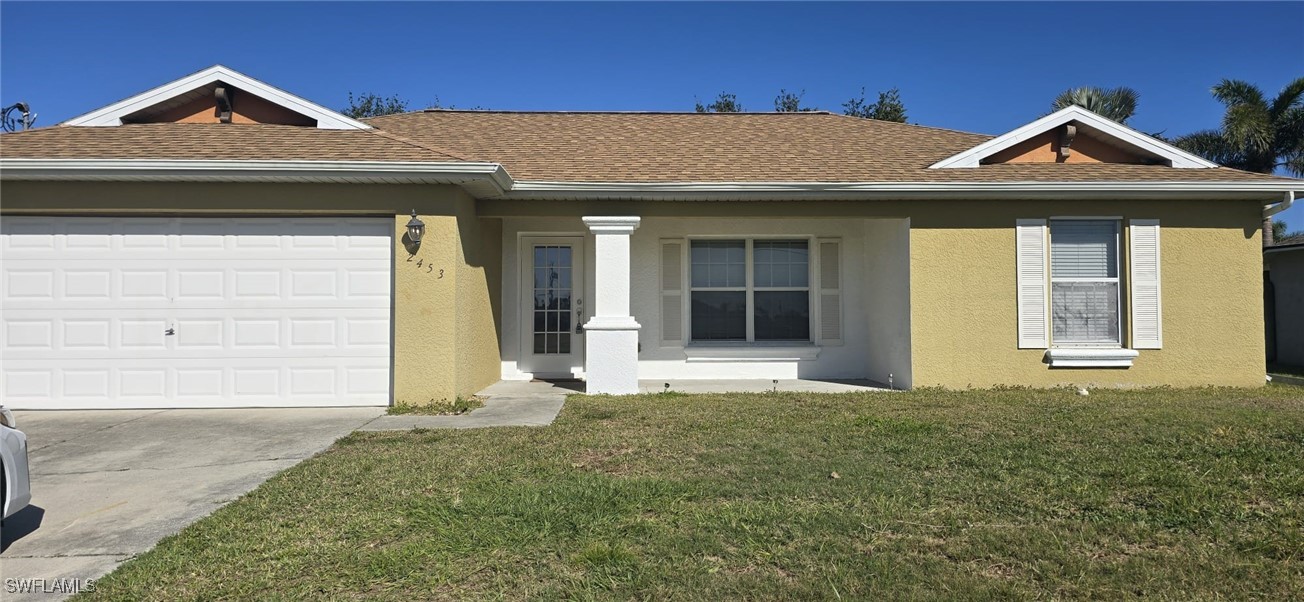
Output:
top-left (82, 386), bottom-right (1304, 601)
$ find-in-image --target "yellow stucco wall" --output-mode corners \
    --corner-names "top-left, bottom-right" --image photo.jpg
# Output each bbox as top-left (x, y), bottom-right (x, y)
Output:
top-left (2, 181), bottom-right (504, 405)
top-left (909, 199), bottom-right (1266, 388)
top-left (392, 198), bottom-right (503, 404)
top-left (456, 212), bottom-right (503, 397)
top-left (1, 181), bottom-right (1268, 392)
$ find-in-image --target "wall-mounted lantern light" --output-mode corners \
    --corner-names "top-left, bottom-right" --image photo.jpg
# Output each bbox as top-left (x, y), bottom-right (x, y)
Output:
top-left (405, 210), bottom-right (425, 245)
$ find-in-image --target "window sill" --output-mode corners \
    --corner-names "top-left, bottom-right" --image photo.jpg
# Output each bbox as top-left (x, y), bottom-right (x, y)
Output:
top-left (1045, 347), bottom-right (1139, 368)
top-left (684, 342), bottom-right (821, 362)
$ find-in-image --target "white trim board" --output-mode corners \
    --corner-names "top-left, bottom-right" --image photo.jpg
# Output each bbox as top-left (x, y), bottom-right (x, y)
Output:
top-left (929, 106), bottom-right (1217, 169)
top-left (1044, 348), bottom-right (1139, 368)
top-left (3, 159), bottom-right (1300, 201)
top-left (62, 65), bottom-right (373, 130)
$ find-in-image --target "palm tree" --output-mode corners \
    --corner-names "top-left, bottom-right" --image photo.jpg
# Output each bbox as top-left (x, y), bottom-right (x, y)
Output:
top-left (1051, 86), bottom-right (1140, 123)
top-left (1174, 77), bottom-right (1304, 244)
top-left (1174, 78), bottom-right (1304, 176)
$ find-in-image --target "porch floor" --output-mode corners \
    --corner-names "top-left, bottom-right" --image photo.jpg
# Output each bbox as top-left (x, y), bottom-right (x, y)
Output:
top-left (639, 379), bottom-right (892, 394)
top-left (502, 378), bottom-right (893, 395)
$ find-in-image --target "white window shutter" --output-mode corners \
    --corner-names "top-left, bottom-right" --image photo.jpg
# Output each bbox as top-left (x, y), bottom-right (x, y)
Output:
top-left (818, 238), bottom-right (843, 344)
top-left (660, 240), bottom-right (684, 344)
top-left (1129, 219), bottom-right (1162, 349)
top-left (1016, 219), bottom-right (1050, 348)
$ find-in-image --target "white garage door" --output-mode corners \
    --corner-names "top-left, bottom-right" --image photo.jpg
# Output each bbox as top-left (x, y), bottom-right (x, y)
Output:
top-left (1, 217), bottom-right (392, 409)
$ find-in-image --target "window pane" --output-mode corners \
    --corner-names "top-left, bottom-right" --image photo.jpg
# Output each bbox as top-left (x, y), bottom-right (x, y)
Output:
top-left (754, 291), bottom-right (810, 341)
top-left (1051, 221), bottom-right (1117, 278)
top-left (690, 240), bottom-right (745, 287)
top-left (1052, 282), bottom-right (1119, 343)
top-left (533, 245), bottom-right (575, 355)
top-left (691, 291), bottom-right (746, 340)
top-left (753, 241), bottom-right (809, 287)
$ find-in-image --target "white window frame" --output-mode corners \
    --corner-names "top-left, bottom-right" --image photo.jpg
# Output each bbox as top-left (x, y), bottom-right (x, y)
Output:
top-left (686, 236), bottom-right (815, 344)
top-left (1048, 217), bottom-right (1123, 348)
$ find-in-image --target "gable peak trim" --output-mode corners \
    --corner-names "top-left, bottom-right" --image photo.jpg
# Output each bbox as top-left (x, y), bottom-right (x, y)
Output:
top-left (62, 64), bottom-right (371, 130)
top-left (928, 105), bottom-right (1216, 170)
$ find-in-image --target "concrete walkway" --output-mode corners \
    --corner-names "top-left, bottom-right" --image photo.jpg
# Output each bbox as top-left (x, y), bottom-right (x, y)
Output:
top-left (357, 380), bottom-right (573, 431)
top-left (358, 378), bottom-right (890, 431)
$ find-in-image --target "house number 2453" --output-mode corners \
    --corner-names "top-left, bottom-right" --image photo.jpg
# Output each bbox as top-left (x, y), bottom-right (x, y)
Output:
top-left (406, 255), bottom-right (444, 278)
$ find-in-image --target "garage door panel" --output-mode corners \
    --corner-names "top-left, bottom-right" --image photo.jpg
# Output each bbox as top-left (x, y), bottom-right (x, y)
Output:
top-left (1, 310), bottom-right (389, 359)
top-left (2, 217), bottom-right (391, 260)
top-left (5, 265), bottom-right (387, 303)
top-left (1, 216), bottom-right (392, 409)
top-left (3, 351), bottom-right (391, 409)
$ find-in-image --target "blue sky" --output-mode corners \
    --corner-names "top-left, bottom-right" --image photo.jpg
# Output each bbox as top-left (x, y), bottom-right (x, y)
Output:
top-left (2, 1), bottom-right (1302, 223)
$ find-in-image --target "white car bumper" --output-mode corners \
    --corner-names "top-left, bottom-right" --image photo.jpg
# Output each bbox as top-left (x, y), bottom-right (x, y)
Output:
top-left (2, 424), bottom-right (31, 519)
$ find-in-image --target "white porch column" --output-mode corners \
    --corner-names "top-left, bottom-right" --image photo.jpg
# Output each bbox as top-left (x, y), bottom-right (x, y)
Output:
top-left (582, 216), bottom-right (641, 394)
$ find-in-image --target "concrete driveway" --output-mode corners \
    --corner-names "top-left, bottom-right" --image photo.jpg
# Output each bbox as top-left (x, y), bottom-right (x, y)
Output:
top-left (1, 407), bottom-right (383, 600)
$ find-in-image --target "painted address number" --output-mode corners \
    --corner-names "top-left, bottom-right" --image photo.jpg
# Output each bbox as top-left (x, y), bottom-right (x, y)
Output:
top-left (406, 254), bottom-right (445, 278)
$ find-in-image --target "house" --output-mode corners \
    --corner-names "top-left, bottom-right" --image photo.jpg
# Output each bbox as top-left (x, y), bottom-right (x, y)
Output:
top-left (1, 65), bottom-right (1299, 410)
top-left (1266, 239), bottom-right (1304, 369)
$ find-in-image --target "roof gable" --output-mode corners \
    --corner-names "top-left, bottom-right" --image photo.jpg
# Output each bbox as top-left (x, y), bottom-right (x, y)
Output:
top-left (62, 65), bottom-right (371, 130)
top-left (929, 105), bottom-right (1216, 169)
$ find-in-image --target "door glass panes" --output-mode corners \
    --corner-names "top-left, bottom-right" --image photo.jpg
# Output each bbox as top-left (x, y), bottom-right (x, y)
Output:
top-left (533, 245), bottom-right (573, 354)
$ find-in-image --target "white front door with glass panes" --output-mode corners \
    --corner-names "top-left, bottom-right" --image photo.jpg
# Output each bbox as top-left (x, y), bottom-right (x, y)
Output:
top-left (689, 239), bottom-right (812, 343)
top-left (520, 237), bottom-right (585, 378)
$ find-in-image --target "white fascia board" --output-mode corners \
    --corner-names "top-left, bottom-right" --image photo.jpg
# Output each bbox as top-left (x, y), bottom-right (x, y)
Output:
top-left (505, 179), bottom-right (1303, 197)
top-left (929, 106), bottom-right (1218, 169)
top-left (62, 65), bottom-right (373, 130)
top-left (4, 159), bottom-right (1299, 200)
top-left (0, 159), bottom-right (511, 190)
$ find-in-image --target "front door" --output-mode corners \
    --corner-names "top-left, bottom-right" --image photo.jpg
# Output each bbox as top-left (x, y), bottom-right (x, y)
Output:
top-left (520, 237), bottom-right (585, 378)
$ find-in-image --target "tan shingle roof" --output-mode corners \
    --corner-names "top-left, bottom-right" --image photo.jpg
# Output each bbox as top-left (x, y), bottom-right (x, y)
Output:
top-left (366, 111), bottom-right (1297, 183)
top-left (2, 112), bottom-right (1298, 185)
top-left (365, 111), bottom-right (993, 182)
top-left (0, 123), bottom-right (464, 162)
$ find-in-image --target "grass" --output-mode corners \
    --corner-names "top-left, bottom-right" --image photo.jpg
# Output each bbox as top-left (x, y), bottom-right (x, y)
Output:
top-left (387, 396), bottom-right (484, 416)
top-left (80, 386), bottom-right (1304, 600)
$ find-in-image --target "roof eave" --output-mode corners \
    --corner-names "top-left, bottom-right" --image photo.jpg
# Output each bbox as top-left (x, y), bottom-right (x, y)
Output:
top-left (0, 158), bottom-right (512, 195)
top-left (498, 179), bottom-right (1304, 201)
top-left (3, 159), bottom-right (1298, 201)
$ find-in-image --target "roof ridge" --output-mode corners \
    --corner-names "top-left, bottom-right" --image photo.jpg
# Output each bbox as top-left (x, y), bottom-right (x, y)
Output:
top-left (365, 128), bottom-right (473, 162)
top-left (367, 109), bottom-right (996, 139)
top-left (414, 109), bottom-right (841, 115)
